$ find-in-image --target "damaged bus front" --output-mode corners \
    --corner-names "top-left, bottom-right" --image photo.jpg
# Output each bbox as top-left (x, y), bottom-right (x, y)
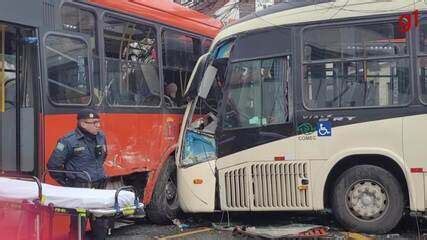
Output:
top-left (176, 41), bottom-right (233, 212)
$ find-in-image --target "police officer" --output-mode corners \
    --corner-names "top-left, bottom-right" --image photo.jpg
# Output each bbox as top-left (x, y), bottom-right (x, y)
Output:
top-left (47, 108), bottom-right (108, 239)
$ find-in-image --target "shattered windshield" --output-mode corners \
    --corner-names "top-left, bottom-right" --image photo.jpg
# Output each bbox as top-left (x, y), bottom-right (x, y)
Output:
top-left (180, 69), bottom-right (224, 166)
top-left (180, 40), bottom-right (234, 166)
top-left (181, 89), bottom-right (222, 166)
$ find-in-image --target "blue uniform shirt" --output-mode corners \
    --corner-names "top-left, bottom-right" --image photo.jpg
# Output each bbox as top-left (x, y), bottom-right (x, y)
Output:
top-left (47, 128), bottom-right (107, 185)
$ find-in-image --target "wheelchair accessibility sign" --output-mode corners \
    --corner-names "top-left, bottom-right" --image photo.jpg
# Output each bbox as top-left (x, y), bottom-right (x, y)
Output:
top-left (317, 121), bottom-right (332, 137)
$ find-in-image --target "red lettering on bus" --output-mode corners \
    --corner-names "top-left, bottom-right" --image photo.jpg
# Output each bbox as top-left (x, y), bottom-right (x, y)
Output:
top-left (398, 10), bottom-right (419, 33)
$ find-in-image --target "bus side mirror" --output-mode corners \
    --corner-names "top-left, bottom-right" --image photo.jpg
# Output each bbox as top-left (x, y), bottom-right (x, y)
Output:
top-left (198, 65), bottom-right (217, 99)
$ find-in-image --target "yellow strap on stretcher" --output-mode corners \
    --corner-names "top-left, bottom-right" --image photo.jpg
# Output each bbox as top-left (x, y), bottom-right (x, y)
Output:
top-left (122, 204), bottom-right (135, 216)
top-left (76, 208), bottom-right (87, 217)
top-left (41, 195), bottom-right (46, 205)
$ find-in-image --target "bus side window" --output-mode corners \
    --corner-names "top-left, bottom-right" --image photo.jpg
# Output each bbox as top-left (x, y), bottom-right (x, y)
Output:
top-left (61, 5), bottom-right (97, 54)
top-left (103, 16), bottom-right (159, 107)
top-left (61, 5), bottom-right (101, 105)
top-left (419, 19), bottom-right (427, 104)
top-left (222, 57), bottom-right (288, 129)
top-left (303, 22), bottom-right (410, 108)
top-left (45, 35), bottom-right (90, 105)
top-left (202, 39), bottom-right (212, 53)
top-left (262, 58), bottom-right (288, 124)
top-left (162, 30), bottom-right (202, 108)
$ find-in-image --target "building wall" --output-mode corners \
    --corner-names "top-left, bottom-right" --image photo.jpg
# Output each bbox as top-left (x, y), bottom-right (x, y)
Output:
top-left (239, 0), bottom-right (256, 18)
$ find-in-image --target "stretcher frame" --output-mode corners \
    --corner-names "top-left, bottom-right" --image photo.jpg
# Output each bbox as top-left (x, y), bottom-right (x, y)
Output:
top-left (51, 185), bottom-right (143, 240)
top-left (0, 174), bottom-right (51, 240)
top-left (1, 172), bottom-right (144, 240)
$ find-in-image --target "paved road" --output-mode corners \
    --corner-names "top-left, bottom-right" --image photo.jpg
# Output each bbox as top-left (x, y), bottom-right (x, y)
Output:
top-left (108, 212), bottom-right (427, 239)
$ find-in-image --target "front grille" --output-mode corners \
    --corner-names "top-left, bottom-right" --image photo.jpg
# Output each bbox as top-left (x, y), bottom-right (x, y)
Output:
top-left (224, 167), bottom-right (249, 209)
top-left (252, 162), bottom-right (309, 209)
top-left (221, 162), bottom-right (311, 211)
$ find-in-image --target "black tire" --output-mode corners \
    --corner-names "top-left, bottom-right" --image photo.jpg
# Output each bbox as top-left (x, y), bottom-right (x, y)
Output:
top-left (146, 157), bottom-right (180, 224)
top-left (331, 165), bottom-right (404, 234)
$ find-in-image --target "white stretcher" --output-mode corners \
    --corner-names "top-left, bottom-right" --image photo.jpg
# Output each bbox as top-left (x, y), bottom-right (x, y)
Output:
top-left (0, 177), bottom-right (140, 213)
top-left (0, 175), bottom-right (144, 240)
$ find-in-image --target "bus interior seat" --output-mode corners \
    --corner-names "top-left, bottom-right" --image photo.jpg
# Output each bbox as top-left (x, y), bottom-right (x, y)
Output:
top-left (365, 80), bottom-right (379, 106)
top-left (341, 81), bottom-right (365, 107)
top-left (139, 63), bottom-right (161, 105)
top-left (105, 61), bottom-right (123, 105)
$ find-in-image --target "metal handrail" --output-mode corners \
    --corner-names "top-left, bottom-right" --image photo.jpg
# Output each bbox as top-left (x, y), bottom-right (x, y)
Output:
top-left (0, 173), bottom-right (42, 202)
top-left (113, 185), bottom-right (139, 212)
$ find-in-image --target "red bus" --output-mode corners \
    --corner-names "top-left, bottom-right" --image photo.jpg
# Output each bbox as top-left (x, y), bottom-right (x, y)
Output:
top-left (0, 0), bottom-right (221, 233)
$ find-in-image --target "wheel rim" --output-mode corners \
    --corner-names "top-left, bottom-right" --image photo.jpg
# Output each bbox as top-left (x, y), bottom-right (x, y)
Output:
top-left (345, 179), bottom-right (389, 221)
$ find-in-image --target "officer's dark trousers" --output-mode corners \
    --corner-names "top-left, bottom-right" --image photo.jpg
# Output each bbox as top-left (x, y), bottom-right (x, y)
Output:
top-left (69, 179), bottom-right (109, 240)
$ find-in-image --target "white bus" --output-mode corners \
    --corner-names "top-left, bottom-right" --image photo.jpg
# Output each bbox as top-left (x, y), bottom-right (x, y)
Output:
top-left (176, 0), bottom-right (427, 234)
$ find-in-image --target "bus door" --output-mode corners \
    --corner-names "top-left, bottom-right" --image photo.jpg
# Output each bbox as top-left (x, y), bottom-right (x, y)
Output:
top-left (214, 31), bottom-right (301, 211)
top-left (0, 23), bottom-right (38, 175)
top-left (215, 56), bottom-right (297, 211)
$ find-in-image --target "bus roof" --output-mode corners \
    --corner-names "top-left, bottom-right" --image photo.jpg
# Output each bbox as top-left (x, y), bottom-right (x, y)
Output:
top-left (88, 0), bottom-right (222, 38)
top-left (213, 0), bottom-right (427, 46)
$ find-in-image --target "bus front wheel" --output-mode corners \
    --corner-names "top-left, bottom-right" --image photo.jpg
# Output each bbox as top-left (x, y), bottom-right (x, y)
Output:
top-left (331, 165), bottom-right (404, 234)
top-left (146, 157), bottom-right (180, 224)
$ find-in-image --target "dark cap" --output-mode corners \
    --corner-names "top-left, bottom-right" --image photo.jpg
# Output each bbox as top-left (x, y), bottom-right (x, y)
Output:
top-left (77, 108), bottom-right (100, 120)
